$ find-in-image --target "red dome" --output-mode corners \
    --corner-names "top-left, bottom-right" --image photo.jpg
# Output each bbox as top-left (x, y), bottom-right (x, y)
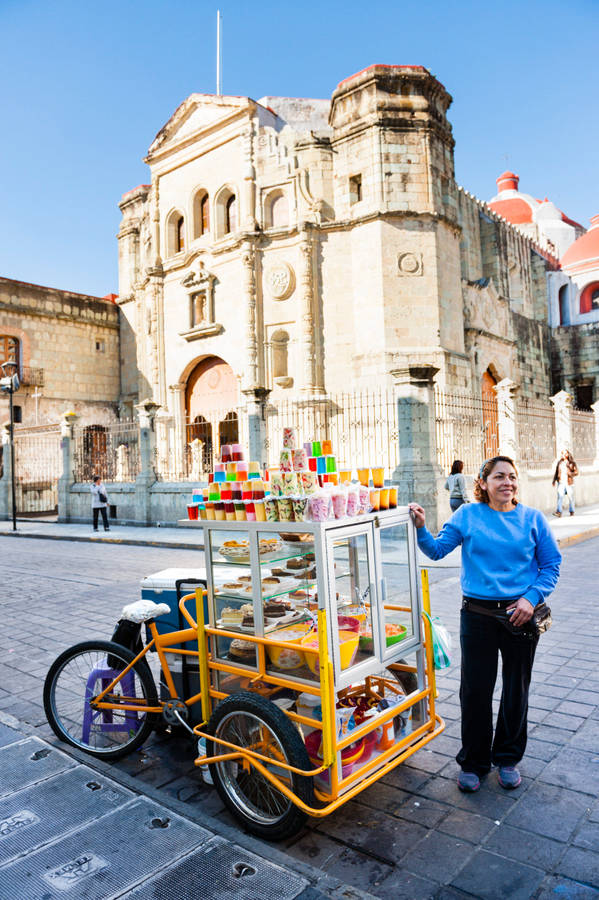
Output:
top-left (561, 216), bottom-right (599, 271)
top-left (487, 197), bottom-right (534, 224)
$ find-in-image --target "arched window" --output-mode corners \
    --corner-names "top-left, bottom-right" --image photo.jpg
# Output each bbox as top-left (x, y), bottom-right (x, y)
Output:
top-left (0, 335), bottom-right (19, 370)
top-left (192, 190), bottom-right (210, 239)
top-left (176, 216), bottom-right (185, 253)
top-left (189, 415), bottom-right (212, 472)
top-left (580, 281), bottom-right (599, 315)
top-left (271, 330), bottom-right (290, 386)
top-left (266, 191), bottom-right (288, 229)
top-left (559, 284), bottom-right (570, 325)
top-left (218, 411), bottom-right (239, 450)
top-left (225, 195), bottom-right (237, 234)
top-left (166, 210), bottom-right (186, 256)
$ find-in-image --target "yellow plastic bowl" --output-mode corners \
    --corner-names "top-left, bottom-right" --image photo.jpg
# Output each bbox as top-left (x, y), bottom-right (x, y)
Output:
top-left (301, 630), bottom-right (359, 675)
top-left (266, 623), bottom-right (310, 670)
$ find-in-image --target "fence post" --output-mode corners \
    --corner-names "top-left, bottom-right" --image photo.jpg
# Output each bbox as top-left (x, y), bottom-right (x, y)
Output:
top-left (0, 423), bottom-right (11, 521)
top-left (243, 388), bottom-right (271, 471)
top-left (134, 399), bottom-right (160, 524)
top-left (57, 411), bottom-right (78, 522)
top-left (550, 390), bottom-right (572, 455)
top-left (591, 401), bottom-right (599, 465)
top-left (390, 366), bottom-right (441, 531)
top-left (495, 378), bottom-right (518, 459)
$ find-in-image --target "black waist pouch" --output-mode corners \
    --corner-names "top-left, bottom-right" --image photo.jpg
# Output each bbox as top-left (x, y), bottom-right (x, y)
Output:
top-left (462, 598), bottom-right (552, 637)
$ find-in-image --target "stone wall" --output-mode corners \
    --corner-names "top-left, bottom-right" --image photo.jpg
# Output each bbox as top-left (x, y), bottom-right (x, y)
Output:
top-left (0, 277), bottom-right (120, 427)
top-left (551, 322), bottom-right (599, 398)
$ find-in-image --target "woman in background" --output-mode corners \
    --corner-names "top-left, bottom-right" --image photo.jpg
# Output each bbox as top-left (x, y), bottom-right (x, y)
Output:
top-left (445, 459), bottom-right (469, 511)
top-left (90, 475), bottom-right (110, 532)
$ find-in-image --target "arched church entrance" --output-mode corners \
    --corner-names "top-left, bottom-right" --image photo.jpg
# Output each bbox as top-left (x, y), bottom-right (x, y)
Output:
top-left (185, 356), bottom-right (239, 472)
top-left (481, 369), bottom-right (499, 459)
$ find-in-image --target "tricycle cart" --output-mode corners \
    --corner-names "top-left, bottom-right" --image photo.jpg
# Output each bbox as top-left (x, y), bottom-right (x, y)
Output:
top-left (191, 509), bottom-right (445, 840)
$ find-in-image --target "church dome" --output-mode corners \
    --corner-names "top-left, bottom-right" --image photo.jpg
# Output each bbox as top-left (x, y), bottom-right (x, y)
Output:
top-left (561, 215), bottom-right (599, 272)
top-left (488, 172), bottom-right (536, 224)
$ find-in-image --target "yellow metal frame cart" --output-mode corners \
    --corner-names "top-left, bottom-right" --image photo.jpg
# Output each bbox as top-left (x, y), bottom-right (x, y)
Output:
top-left (190, 509), bottom-right (444, 841)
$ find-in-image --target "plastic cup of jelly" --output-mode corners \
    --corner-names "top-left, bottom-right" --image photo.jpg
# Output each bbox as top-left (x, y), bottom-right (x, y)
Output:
top-left (357, 468), bottom-right (370, 487)
top-left (372, 467), bottom-right (385, 489)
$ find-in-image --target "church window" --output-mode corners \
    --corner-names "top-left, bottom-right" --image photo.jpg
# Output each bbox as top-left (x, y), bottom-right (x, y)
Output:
top-left (166, 210), bottom-right (186, 257)
top-left (265, 191), bottom-right (288, 228)
top-left (580, 281), bottom-right (599, 315)
top-left (192, 190), bottom-right (210, 239)
top-left (271, 329), bottom-right (290, 385)
top-left (559, 284), bottom-right (570, 325)
top-left (13, 405), bottom-right (22, 424)
top-left (349, 174), bottom-right (362, 204)
top-left (575, 383), bottom-right (593, 410)
top-left (95, 339), bottom-right (105, 352)
top-left (0, 336), bottom-right (19, 370)
top-left (176, 216), bottom-right (185, 252)
top-left (225, 195), bottom-right (237, 234)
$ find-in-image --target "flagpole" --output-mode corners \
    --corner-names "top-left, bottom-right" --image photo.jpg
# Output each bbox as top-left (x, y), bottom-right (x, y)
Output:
top-left (216, 10), bottom-right (222, 96)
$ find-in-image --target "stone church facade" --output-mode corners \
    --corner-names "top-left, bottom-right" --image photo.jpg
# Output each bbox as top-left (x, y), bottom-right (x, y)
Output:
top-left (117, 64), bottom-right (569, 455)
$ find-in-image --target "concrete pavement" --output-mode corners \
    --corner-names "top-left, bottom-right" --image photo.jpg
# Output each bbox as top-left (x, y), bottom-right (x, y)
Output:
top-left (1, 525), bottom-right (599, 897)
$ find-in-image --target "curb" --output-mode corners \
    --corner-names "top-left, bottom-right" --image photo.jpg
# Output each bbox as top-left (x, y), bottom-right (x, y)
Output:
top-left (556, 524), bottom-right (599, 548)
top-left (0, 530), bottom-right (205, 551)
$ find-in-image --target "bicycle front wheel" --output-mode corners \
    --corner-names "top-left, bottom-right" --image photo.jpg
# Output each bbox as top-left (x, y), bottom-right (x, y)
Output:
top-left (44, 640), bottom-right (158, 760)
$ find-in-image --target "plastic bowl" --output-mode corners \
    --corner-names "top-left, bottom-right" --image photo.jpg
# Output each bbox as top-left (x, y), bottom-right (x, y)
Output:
top-left (359, 624), bottom-right (407, 652)
top-left (305, 730), bottom-right (365, 777)
top-left (301, 629), bottom-right (359, 674)
top-left (266, 623), bottom-right (311, 670)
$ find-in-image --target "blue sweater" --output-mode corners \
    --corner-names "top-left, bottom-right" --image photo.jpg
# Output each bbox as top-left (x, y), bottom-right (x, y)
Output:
top-left (416, 502), bottom-right (561, 606)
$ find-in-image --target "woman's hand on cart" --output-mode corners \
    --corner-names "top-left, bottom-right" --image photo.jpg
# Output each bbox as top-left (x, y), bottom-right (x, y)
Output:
top-left (408, 503), bottom-right (426, 529)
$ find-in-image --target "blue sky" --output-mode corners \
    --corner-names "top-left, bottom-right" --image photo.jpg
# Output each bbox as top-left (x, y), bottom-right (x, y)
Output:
top-left (0, 0), bottom-right (597, 297)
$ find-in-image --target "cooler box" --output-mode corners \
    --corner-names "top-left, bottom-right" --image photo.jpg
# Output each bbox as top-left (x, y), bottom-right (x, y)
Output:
top-left (141, 568), bottom-right (208, 725)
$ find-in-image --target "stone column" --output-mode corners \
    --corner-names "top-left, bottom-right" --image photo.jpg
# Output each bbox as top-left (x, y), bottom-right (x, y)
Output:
top-left (0, 423), bottom-right (11, 521)
top-left (390, 366), bottom-right (441, 531)
top-left (57, 411), bottom-right (78, 522)
top-left (591, 400), bottom-right (599, 466)
top-left (298, 230), bottom-right (317, 393)
top-left (242, 124), bottom-right (257, 230)
top-left (134, 399), bottom-right (160, 525)
top-left (494, 378), bottom-right (518, 459)
top-left (241, 241), bottom-right (259, 390)
top-left (242, 387), bottom-right (271, 471)
top-left (170, 383), bottom-right (186, 479)
top-left (550, 390), bottom-right (572, 456)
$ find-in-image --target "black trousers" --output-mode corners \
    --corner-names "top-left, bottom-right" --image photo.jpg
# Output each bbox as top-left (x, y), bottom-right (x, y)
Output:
top-left (456, 603), bottom-right (538, 776)
top-left (93, 507), bottom-right (109, 530)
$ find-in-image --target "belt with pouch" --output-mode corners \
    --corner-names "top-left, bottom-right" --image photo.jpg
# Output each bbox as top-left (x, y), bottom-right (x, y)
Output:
top-left (462, 597), bottom-right (552, 637)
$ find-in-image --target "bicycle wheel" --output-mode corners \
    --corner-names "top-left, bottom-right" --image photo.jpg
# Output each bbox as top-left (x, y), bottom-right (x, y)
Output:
top-left (44, 640), bottom-right (158, 761)
top-left (206, 691), bottom-right (314, 841)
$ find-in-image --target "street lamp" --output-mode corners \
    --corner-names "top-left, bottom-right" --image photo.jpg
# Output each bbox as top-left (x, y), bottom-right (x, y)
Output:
top-left (1, 360), bottom-right (20, 531)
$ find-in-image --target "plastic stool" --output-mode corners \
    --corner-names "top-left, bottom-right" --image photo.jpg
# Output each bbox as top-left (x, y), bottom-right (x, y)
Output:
top-left (82, 660), bottom-right (140, 742)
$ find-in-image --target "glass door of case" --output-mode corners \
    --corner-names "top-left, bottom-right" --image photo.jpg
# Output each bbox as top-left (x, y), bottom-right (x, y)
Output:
top-left (375, 517), bottom-right (420, 660)
top-left (325, 524), bottom-right (379, 687)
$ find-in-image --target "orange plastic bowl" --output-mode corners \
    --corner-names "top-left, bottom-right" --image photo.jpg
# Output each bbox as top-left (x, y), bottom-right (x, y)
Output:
top-left (266, 623), bottom-right (311, 670)
top-left (301, 629), bottom-right (359, 674)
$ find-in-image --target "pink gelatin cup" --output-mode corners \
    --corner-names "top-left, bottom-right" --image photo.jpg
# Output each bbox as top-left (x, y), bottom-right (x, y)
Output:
top-left (332, 490), bottom-right (348, 519)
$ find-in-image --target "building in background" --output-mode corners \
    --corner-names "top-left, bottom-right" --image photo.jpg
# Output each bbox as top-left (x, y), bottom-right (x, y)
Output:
top-left (117, 65), bottom-right (576, 465)
top-left (0, 276), bottom-right (120, 427)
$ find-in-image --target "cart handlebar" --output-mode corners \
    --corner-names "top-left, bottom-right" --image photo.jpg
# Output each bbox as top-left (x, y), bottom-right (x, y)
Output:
top-left (179, 592), bottom-right (203, 629)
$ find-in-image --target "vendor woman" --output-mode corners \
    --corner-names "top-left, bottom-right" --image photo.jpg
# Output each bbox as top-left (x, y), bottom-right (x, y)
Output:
top-left (409, 456), bottom-right (561, 793)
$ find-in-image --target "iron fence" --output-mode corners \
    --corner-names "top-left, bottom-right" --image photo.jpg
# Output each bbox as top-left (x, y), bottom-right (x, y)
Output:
top-left (571, 407), bottom-right (597, 466)
top-left (13, 424), bottom-right (61, 515)
top-left (264, 390), bottom-right (400, 478)
top-left (154, 409), bottom-right (244, 481)
top-left (435, 389), bottom-right (497, 475)
top-left (73, 421), bottom-right (141, 483)
top-left (515, 398), bottom-right (557, 470)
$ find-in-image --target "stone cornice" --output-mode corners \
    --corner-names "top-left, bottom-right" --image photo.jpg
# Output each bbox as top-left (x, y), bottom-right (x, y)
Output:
top-left (464, 327), bottom-right (516, 346)
top-left (0, 300), bottom-right (119, 329)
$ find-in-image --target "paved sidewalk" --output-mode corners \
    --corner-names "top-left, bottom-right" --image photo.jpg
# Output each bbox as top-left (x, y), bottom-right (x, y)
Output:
top-left (1, 502), bottom-right (598, 562)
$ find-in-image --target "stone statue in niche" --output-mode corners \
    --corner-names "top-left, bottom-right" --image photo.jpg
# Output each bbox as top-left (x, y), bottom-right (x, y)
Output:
top-left (191, 292), bottom-right (206, 328)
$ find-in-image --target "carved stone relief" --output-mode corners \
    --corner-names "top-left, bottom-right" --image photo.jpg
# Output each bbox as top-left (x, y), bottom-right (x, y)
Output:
top-left (398, 252), bottom-right (423, 276)
top-left (265, 262), bottom-right (295, 300)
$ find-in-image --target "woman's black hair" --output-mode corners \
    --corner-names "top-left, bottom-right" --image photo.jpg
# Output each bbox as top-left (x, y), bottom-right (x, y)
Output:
top-left (450, 460), bottom-right (463, 475)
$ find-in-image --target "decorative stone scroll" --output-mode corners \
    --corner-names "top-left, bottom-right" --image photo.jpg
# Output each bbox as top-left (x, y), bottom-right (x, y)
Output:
top-left (265, 262), bottom-right (295, 300)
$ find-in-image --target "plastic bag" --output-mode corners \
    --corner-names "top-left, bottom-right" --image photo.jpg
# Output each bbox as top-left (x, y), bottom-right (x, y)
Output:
top-left (423, 611), bottom-right (452, 670)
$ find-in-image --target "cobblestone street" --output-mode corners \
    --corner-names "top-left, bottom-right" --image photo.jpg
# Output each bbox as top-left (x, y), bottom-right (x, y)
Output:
top-left (1, 535), bottom-right (599, 898)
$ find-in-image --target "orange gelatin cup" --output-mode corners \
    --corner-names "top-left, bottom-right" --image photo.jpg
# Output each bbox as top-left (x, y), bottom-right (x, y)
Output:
top-left (339, 469), bottom-right (352, 484)
top-left (379, 488), bottom-right (390, 510)
top-left (357, 468), bottom-right (370, 487)
top-left (372, 467), bottom-right (384, 488)
top-left (389, 487), bottom-right (398, 508)
top-left (369, 490), bottom-right (381, 511)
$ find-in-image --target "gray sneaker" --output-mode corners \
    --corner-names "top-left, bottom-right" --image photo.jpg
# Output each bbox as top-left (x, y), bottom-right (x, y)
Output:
top-left (498, 766), bottom-right (521, 789)
top-left (458, 770), bottom-right (480, 792)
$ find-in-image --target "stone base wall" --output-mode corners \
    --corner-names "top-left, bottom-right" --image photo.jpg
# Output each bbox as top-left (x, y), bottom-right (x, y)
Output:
top-left (63, 481), bottom-right (198, 526)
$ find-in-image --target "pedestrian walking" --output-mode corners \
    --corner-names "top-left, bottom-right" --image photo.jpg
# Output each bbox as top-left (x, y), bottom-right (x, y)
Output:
top-left (91, 475), bottom-right (110, 532)
top-left (552, 449), bottom-right (578, 517)
top-left (409, 455), bottom-right (561, 793)
top-left (444, 459), bottom-right (469, 511)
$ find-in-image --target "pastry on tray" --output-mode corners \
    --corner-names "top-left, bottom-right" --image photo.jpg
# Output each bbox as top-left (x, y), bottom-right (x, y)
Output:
top-left (289, 589), bottom-right (310, 600)
top-left (238, 575), bottom-right (252, 582)
top-left (241, 614), bottom-right (254, 628)
top-left (270, 568), bottom-right (287, 577)
top-left (287, 558), bottom-right (305, 570)
top-left (229, 639), bottom-right (256, 661)
top-left (263, 576), bottom-right (280, 585)
top-left (221, 607), bottom-right (244, 625)
top-left (222, 582), bottom-right (244, 591)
